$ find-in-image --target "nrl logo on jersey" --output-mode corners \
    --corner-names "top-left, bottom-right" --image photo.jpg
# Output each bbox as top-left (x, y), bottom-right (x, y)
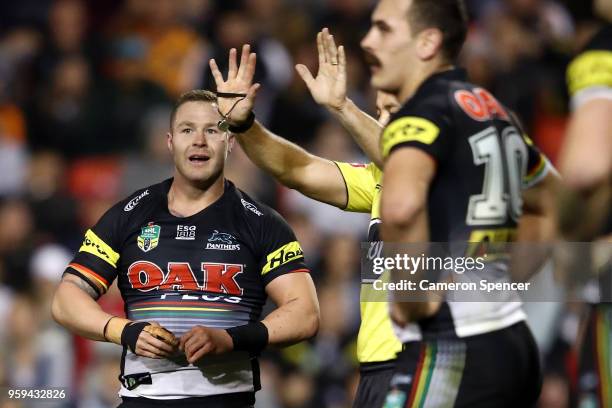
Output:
top-left (206, 230), bottom-right (240, 251)
top-left (138, 222), bottom-right (161, 252)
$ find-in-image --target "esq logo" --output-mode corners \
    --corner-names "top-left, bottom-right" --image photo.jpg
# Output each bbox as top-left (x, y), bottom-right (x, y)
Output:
top-left (127, 261), bottom-right (244, 295)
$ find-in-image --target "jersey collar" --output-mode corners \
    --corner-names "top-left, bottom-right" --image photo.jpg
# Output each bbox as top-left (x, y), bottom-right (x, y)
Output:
top-left (424, 67), bottom-right (467, 85)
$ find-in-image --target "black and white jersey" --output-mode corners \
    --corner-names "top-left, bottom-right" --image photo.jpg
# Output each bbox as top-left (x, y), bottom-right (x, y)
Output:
top-left (66, 179), bottom-right (308, 399)
top-left (381, 68), bottom-right (552, 339)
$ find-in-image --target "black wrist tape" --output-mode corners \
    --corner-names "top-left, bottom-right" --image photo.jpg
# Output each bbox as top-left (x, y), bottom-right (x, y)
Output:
top-left (226, 322), bottom-right (268, 355)
top-left (227, 111), bottom-right (255, 133)
top-left (121, 322), bottom-right (150, 353)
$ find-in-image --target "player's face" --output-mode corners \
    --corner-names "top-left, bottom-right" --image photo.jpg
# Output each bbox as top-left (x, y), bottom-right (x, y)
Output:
top-left (361, 0), bottom-right (416, 95)
top-left (168, 101), bottom-right (234, 187)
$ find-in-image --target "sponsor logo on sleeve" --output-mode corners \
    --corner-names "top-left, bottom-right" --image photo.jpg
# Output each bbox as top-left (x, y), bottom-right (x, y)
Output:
top-left (79, 229), bottom-right (120, 267)
top-left (124, 190), bottom-right (150, 212)
top-left (176, 225), bottom-right (196, 240)
top-left (206, 230), bottom-right (240, 251)
top-left (137, 223), bottom-right (161, 252)
top-left (262, 241), bottom-right (304, 275)
top-left (241, 198), bottom-right (262, 216)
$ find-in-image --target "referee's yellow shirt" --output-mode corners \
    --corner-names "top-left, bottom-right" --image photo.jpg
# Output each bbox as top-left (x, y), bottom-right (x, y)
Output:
top-left (335, 162), bottom-right (402, 364)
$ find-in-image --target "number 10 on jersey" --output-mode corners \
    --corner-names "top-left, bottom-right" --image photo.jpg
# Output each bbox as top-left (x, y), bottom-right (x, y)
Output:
top-left (467, 126), bottom-right (528, 226)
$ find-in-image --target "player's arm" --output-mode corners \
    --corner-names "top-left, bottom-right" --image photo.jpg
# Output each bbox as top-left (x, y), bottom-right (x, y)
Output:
top-left (558, 48), bottom-right (612, 239)
top-left (296, 28), bottom-right (386, 167)
top-left (210, 44), bottom-right (348, 208)
top-left (52, 273), bottom-right (110, 341)
top-left (52, 273), bottom-right (176, 359)
top-left (380, 148), bottom-right (440, 322)
top-left (380, 148), bottom-right (433, 242)
top-left (558, 99), bottom-right (612, 240)
top-left (511, 171), bottom-right (560, 282)
top-left (263, 272), bottom-right (319, 346)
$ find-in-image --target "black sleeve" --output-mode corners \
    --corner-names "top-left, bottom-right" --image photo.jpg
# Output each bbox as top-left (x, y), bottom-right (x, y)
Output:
top-left (380, 102), bottom-right (451, 163)
top-left (65, 201), bottom-right (126, 296)
top-left (257, 209), bottom-right (309, 286)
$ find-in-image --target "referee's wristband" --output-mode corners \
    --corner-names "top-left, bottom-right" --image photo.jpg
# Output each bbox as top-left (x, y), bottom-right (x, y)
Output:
top-left (226, 322), bottom-right (268, 355)
top-left (227, 112), bottom-right (255, 133)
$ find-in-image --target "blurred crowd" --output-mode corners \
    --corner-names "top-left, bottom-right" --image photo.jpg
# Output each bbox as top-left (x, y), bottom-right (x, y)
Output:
top-left (0, 0), bottom-right (605, 407)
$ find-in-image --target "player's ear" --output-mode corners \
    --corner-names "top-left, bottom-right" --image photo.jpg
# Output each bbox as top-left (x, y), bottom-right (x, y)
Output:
top-left (226, 133), bottom-right (235, 155)
top-left (167, 132), bottom-right (174, 153)
top-left (416, 28), bottom-right (443, 61)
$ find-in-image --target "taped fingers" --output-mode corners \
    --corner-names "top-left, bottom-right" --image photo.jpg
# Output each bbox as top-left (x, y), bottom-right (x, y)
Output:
top-left (143, 325), bottom-right (179, 347)
top-left (140, 331), bottom-right (176, 354)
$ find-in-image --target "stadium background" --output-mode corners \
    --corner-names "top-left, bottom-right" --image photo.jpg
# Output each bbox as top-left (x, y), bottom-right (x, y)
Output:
top-left (0, 0), bottom-right (600, 406)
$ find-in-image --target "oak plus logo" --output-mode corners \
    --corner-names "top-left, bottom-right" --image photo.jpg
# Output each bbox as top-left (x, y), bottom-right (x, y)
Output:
top-left (206, 230), bottom-right (240, 251)
top-left (127, 261), bottom-right (244, 295)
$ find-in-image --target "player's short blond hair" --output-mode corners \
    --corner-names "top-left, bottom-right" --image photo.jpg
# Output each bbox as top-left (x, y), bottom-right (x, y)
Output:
top-left (170, 89), bottom-right (217, 129)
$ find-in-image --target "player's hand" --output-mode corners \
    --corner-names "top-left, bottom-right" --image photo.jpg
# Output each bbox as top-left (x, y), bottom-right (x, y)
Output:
top-left (179, 326), bottom-right (234, 364)
top-left (133, 322), bottom-right (178, 359)
top-left (296, 27), bottom-right (347, 112)
top-left (209, 44), bottom-right (260, 126)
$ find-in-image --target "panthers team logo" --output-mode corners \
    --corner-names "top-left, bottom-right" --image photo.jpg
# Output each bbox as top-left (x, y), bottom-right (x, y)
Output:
top-left (137, 223), bottom-right (161, 252)
top-left (206, 230), bottom-right (240, 251)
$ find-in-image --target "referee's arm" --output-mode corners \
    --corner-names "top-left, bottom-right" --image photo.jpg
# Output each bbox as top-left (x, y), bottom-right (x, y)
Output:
top-left (236, 121), bottom-right (348, 208)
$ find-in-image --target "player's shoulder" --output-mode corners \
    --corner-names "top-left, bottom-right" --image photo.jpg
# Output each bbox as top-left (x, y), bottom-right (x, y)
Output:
top-left (389, 68), bottom-right (475, 126)
top-left (105, 179), bottom-right (169, 221)
top-left (382, 72), bottom-right (459, 157)
top-left (567, 24), bottom-right (612, 96)
top-left (582, 23), bottom-right (612, 53)
top-left (226, 181), bottom-right (282, 224)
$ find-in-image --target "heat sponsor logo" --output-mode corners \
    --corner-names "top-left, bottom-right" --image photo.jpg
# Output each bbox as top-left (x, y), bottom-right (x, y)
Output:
top-left (127, 261), bottom-right (244, 295)
top-left (124, 190), bottom-right (150, 212)
top-left (262, 241), bottom-right (304, 275)
top-left (79, 229), bottom-right (120, 267)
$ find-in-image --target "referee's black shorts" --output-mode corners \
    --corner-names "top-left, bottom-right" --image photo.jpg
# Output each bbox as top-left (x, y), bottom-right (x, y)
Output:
top-left (382, 321), bottom-right (542, 408)
top-left (353, 361), bottom-right (397, 408)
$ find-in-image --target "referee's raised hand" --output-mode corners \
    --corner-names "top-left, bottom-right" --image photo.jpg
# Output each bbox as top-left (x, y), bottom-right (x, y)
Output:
top-left (209, 44), bottom-right (260, 128)
top-left (296, 27), bottom-right (347, 112)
